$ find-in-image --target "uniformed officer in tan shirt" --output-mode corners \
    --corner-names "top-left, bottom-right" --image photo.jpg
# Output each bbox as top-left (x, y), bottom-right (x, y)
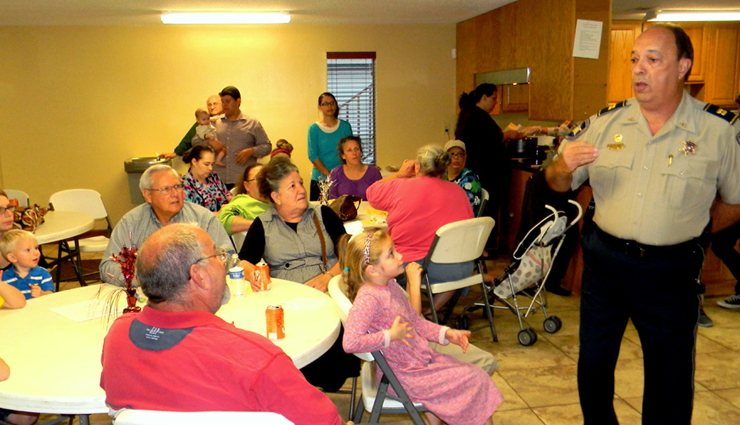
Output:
top-left (546, 24), bottom-right (740, 425)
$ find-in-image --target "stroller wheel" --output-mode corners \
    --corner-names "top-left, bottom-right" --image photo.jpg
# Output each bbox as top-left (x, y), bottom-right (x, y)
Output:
top-left (518, 328), bottom-right (537, 346)
top-left (455, 315), bottom-right (470, 330)
top-left (543, 316), bottom-right (562, 334)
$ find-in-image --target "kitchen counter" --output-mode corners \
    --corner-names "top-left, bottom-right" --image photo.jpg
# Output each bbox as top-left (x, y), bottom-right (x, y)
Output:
top-left (509, 158), bottom-right (545, 173)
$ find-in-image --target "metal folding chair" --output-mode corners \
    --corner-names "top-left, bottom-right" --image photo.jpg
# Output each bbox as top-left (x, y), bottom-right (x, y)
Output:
top-left (328, 276), bottom-right (428, 425)
top-left (420, 217), bottom-right (497, 342)
top-left (477, 188), bottom-right (489, 218)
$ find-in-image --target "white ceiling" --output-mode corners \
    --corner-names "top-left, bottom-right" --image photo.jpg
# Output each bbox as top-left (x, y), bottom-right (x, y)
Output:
top-left (0, 0), bottom-right (737, 26)
top-left (612, 0), bottom-right (740, 20)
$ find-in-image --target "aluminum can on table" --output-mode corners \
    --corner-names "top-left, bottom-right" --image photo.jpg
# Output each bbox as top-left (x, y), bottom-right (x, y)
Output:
top-left (266, 305), bottom-right (285, 340)
top-left (254, 261), bottom-right (271, 292)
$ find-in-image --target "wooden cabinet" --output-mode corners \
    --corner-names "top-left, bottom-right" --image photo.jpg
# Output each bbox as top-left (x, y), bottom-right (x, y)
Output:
top-left (682, 24), bottom-right (707, 82)
top-left (608, 22), bottom-right (641, 104)
top-left (704, 24), bottom-right (740, 108)
top-left (492, 84), bottom-right (529, 114)
top-left (702, 246), bottom-right (738, 297)
top-left (609, 21), bottom-right (740, 109)
top-left (456, 0), bottom-right (610, 122)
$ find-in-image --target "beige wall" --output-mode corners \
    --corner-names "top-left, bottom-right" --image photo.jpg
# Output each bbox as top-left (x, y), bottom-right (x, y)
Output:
top-left (0, 24), bottom-right (456, 223)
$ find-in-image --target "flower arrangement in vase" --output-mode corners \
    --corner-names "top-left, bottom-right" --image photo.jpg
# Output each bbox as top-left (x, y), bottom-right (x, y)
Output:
top-left (108, 245), bottom-right (141, 314)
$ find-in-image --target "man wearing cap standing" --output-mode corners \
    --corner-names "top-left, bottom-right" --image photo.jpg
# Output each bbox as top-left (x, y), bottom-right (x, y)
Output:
top-left (200, 86), bottom-right (271, 189)
top-left (546, 24), bottom-right (740, 424)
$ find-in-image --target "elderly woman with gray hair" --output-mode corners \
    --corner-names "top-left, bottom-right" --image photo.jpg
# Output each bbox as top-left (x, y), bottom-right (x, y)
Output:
top-left (239, 157), bottom-right (345, 291)
top-left (238, 156), bottom-right (358, 392)
top-left (366, 144), bottom-right (474, 311)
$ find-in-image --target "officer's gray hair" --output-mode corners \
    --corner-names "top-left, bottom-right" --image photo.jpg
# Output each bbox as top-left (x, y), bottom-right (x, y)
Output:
top-left (136, 223), bottom-right (207, 304)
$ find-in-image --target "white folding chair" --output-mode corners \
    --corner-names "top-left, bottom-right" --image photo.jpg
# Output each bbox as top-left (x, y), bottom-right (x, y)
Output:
top-left (49, 189), bottom-right (112, 252)
top-left (421, 217), bottom-right (497, 342)
top-left (114, 409), bottom-right (294, 425)
top-left (477, 188), bottom-right (489, 218)
top-left (328, 276), bottom-right (428, 425)
top-left (4, 189), bottom-right (30, 207)
top-left (49, 189), bottom-right (112, 287)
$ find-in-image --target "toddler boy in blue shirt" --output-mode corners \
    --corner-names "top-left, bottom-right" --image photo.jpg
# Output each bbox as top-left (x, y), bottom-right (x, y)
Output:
top-left (0, 229), bottom-right (54, 299)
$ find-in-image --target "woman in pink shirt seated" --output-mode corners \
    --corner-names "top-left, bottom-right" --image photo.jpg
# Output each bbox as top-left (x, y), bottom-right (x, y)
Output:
top-left (366, 144), bottom-right (474, 312)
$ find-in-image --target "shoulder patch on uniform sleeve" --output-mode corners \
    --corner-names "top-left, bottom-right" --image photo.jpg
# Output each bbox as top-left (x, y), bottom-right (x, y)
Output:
top-left (566, 118), bottom-right (590, 141)
top-left (736, 130), bottom-right (740, 147)
top-left (597, 100), bottom-right (629, 117)
top-left (703, 103), bottom-right (738, 125)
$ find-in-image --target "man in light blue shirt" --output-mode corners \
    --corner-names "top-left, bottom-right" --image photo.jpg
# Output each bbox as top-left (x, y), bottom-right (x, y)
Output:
top-left (100, 165), bottom-right (234, 286)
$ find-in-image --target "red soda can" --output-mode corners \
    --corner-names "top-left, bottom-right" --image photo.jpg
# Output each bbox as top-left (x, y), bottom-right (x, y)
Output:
top-left (254, 261), bottom-right (271, 292)
top-left (266, 305), bottom-right (285, 340)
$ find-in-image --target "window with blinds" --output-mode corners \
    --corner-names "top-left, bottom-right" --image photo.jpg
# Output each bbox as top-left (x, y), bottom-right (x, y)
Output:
top-left (327, 52), bottom-right (376, 165)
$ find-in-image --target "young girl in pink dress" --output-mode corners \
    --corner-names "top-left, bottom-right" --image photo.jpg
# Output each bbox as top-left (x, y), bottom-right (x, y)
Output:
top-left (341, 229), bottom-right (502, 425)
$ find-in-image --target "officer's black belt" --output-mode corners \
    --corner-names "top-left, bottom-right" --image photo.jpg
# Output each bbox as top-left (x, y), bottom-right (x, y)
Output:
top-left (596, 227), bottom-right (699, 259)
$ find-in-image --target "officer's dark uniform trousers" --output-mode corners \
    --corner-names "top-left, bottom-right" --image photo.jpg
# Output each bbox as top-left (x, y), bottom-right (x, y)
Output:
top-left (579, 227), bottom-right (702, 425)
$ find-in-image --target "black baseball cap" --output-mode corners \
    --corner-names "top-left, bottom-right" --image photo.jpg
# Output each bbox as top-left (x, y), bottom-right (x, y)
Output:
top-left (219, 86), bottom-right (241, 100)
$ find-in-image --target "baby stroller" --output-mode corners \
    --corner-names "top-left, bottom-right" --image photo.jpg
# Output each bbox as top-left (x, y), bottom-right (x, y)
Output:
top-left (458, 199), bottom-right (583, 346)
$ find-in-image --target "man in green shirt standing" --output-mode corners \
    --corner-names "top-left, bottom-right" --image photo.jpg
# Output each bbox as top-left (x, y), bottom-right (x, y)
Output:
top-left (161, 95), bottom-right (224, 158)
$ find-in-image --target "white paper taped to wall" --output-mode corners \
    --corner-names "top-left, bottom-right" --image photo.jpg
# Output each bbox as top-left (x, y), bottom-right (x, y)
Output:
top-left (573, 19), bottom-right (603, 59)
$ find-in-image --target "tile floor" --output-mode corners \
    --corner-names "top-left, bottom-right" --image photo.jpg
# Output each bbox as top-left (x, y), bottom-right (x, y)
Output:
top-left (39, 255), bottom-right (740, 425)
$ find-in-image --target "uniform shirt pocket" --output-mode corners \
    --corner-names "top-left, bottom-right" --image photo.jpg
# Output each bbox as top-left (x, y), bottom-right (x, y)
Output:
top-left (659, 158), bottom-right (710, 209)
top-left (591, 150), bottom-right (635, 201)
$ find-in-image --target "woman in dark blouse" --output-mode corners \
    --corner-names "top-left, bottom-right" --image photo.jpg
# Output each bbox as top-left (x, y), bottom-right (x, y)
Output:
top-left (455, 84), bottom-right (522, 248)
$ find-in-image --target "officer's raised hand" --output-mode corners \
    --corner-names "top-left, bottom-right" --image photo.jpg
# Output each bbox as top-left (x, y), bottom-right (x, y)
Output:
top-left (546, 141), bottom-right (598, 192)
top-left (559, 141), bottom-right (598, 172)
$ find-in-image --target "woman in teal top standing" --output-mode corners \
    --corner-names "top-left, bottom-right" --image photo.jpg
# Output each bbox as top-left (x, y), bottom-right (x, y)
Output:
top-left (307, 92), bottom-right (353, 201)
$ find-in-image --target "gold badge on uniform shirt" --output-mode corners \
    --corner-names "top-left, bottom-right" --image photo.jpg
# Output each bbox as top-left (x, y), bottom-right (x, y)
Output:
top-left (679, 140), bottom-right (697, 156)
top-left (607, 134), bottom-right (624, 150)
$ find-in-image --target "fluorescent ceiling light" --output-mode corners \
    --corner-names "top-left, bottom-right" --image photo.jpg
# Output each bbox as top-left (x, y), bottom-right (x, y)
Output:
top-left (647, 11), bottom-right (740, 22)
top-left (161, 12), bottom-right (291, 24)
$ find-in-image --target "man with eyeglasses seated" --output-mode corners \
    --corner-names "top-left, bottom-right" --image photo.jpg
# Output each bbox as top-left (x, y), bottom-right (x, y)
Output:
top-left (100, 164), bottom-right (234, 286)
top-left (100, 224), bottom-right (345, 425)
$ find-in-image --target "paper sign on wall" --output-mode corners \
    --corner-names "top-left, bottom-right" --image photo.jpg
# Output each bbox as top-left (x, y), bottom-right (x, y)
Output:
top-left (573, 19), bottom-right (603, 59)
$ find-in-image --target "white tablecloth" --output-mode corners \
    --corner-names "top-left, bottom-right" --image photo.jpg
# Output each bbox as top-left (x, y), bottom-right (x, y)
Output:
top-left (34, 211), bottom-right (94, 245)
top-left (0, 280), bottom-right (339, 415)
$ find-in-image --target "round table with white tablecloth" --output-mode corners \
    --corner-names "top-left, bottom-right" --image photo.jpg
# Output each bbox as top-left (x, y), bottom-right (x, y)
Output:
top-left (0, 279), bottom-right (339, 422)
top-left (34, 211), bottom-right (94, 245)
top-left (33, 210), bottom-right (95, 287)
